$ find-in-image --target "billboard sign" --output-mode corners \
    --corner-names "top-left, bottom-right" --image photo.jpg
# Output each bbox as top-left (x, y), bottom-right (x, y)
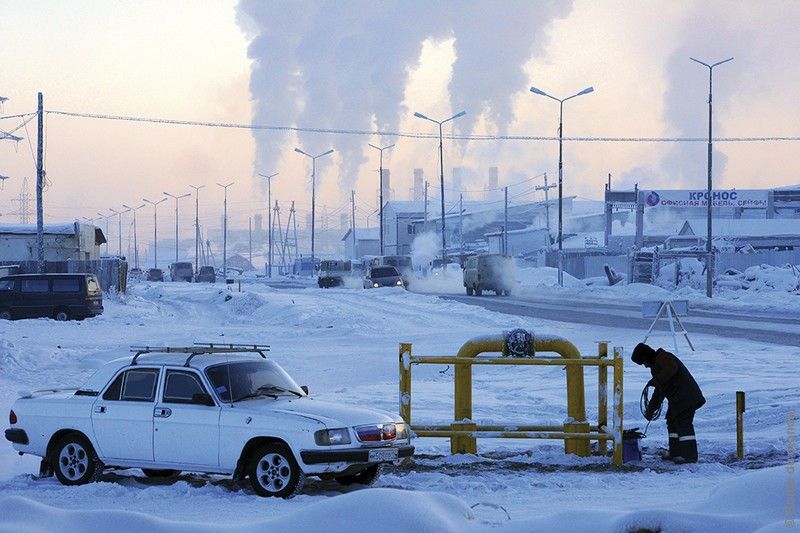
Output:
top-left (644, 189), bottom-right (768, 209)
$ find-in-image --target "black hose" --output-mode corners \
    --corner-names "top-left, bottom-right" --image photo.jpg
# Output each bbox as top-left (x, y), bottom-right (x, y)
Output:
top-left (640, 383), bottom-right (663, 422)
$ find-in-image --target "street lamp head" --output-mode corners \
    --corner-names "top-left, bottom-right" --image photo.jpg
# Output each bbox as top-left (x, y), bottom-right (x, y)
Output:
top-left (530, 86), bottom-right (548, 96)
top-left (577, 86), bottom-right (594, 96)
top-left (319, 149), bottom-right (334, 158)
top-left (294, 147), bottom-right (309, 157)
top-left (413, 111), bottom-right (428, 119)
top-left (451, 111), bottom-right (466, 120)
top-left (368, 143), bottom-right (379, 151)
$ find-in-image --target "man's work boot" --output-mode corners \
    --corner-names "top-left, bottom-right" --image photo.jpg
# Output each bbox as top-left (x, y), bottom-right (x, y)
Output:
top-left (679, 435), bottom-right (698, 463)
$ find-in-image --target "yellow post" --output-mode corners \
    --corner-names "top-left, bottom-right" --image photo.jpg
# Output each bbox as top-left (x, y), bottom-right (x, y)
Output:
top-left (450, 421), bottom-right (477, 454)
top-left (399, 343), bottom-right (412, 424)
top-left (736, 391), bottom-right (745, 459)
top-left (612, 346), bottom-right (624, 466)
top-left (597, 341), bottom-right (609, 456)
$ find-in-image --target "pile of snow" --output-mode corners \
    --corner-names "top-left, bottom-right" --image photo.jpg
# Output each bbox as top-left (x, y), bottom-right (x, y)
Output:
top-left (718, 264), bottom-right (800, 293)
top-left (0, 489), bottom-right (475, 532)
top-left (515, 266), bottom-right (583, 288)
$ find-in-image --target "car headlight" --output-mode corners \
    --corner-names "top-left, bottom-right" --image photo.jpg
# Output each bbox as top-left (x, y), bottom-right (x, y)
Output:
top-left (396, 280), bottom-right (403, 286)
top-left (314, 428), bottom-right (352, 446)
top-left (396, 423), bottom-right (410, 440)
top-left (373, 282), bottom-right (379, 288)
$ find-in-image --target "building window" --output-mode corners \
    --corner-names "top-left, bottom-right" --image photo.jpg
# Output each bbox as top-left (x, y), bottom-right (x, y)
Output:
top-left (407, 224), bottom-right (415, 235)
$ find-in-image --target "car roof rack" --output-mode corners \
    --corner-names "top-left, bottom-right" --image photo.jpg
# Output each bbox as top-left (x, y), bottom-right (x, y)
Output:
top-left (129, 343), bottom-right (270, 367)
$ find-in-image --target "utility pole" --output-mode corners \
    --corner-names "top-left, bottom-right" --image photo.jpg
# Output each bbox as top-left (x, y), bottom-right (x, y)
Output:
top-left (123, 203), bottom-right (145, 269)
top-left (217, 182), bottom-right (234, 279)
top-left (248, 217), bottom-right (252, 269)
top-left (189, 185), bottom-right (205, 272)
top-left (36, 92), bottom-right (45, 272)
top-left (110, 207), bottom-right (131, 257)
top-left (535, 172), bottom-right (556, 241)
top-left (368, 143), bottom-right (395, 256)
top-left (423, 181), bottom-right (429, 232)
top-left (504, 186), bottom-right (509, 255)
top-left (97, 212), bottom-right (112, 255)
top-left (459, 193), bottom-right (464, 258)
top-left (351, 190), bottom-right (357, 259)
top-left (143, 197), bottom-right (167, 268)
top-left (164, 191), bottom-right (190, 264)
top-left (258, 173), bottom-right (278, 277)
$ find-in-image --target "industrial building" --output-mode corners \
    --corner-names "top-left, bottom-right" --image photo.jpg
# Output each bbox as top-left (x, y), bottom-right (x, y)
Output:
top-left (0, 222), bottom-right (106, 261)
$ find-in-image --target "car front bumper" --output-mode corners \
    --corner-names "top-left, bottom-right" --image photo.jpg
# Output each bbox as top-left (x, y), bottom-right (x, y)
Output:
top-left (300, 445), bottom-right (414, 465)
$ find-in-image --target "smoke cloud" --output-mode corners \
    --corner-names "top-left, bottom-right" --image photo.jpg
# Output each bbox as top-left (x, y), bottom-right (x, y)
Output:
top-left (237, 0), bottom-right (573, 198)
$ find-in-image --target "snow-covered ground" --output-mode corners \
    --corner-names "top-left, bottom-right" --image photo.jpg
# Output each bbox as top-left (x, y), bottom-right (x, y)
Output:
top-left (0, 280), bottom-right (797, 531)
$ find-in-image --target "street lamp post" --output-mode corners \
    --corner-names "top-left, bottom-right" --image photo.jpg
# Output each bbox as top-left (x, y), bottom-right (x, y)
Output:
top-left (530, 85), bottom-right (594, 287)
top-left (412, 110), bottom-right (466, 267)
top-left (164, 191), bottom-right (191, 264)
top-left (189, 185), bottom-right (205, 273)
top-left (217, 182), bottom-right (234, 279)
top-left (258, 172), bottom-right (279, 277)
top-left (143, 197), bottom-right (167, 269)
top-left (110, 207), bottom-right (131, 258)
top-left (96, 212), bottom-right (113, 255)
top-left (294, 148), bottom-right (334, 263)
top-left (690, 56), bottom-right (733, 299)
top-left (368, 143), bottom-right (395, 256)
top-left (122, 203), bottom-right (145, 269)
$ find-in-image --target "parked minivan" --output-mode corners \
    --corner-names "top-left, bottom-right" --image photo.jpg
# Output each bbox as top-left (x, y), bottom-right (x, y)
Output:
top-left (0, 273), bottom-right (104, 321)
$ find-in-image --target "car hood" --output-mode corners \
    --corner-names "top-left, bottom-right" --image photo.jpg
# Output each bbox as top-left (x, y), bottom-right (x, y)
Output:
top-left (237, 397), bottom-right (398, 427)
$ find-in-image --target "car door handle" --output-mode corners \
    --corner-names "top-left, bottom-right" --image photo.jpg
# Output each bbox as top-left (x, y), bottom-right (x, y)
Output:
top-left (94, 405), bottom-right (106, 414)
top-left (154, 407), bottom-right (172, 418)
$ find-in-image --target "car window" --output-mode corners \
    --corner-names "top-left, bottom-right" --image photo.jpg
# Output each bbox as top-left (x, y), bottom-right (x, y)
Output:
top-left (0, 280), bottom-right (14, 291)
top-left (163, 370), bottom-right (210, 404)
top-left (121, 369), bottom-right (160, 402)
top-left (102, 372), bottom-right (124, 400)
top-left (20, 279), bottom-right (49, 293)
top-left (206, 361), bottom-right (304, 403)
top-left (52, 279), bottom-right (81, 293)
top-left (372, 267), bottom-right (398, 277)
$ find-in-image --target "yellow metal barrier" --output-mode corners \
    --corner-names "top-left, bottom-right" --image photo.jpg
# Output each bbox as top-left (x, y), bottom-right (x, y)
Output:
top-left (398, 331), bottom-right (625, 466)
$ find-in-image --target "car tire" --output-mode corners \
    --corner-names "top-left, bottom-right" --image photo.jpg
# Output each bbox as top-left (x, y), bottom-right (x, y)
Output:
top-left (52, 434), bottom-right (101, 486)
top-left (466, 287), bottom-right (474, 296)
top-left (53, 308), bottom-right (70, 321)
top-left (247, 443), bottom-right (304, 498)
top-left (475, 286), bottom-right (483, 297)
top-left (503, 289), bottom-right (512, 297)
top-left (494, 289), bottom-right (502, 296)
top-left (335, 464), bottom-right (383, 486)
top-left (0, 308), bottom-right (11, 320)
top-left (142, 468), bottom-right (180, 478)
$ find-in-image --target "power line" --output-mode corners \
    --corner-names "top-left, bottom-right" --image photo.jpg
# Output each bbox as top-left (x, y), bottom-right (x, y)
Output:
top-left (45, 109), bottom-right (800, 143)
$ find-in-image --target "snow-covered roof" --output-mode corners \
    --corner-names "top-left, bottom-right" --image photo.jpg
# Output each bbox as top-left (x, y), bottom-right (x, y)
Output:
top-left (684, 218), bottom-right (800, 237)
top-left (342, 227), bottom-right (379, 241)
top-left (0, 223), bottom-right (77, 235)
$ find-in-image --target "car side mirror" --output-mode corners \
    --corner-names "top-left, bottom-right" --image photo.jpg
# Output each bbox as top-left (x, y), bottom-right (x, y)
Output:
top-left (192, 393), bottom-right (215, 406)
top-left (300, 385), bottom-right (309, 395)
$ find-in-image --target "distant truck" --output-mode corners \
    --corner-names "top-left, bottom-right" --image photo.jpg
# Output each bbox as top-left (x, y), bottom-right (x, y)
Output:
top-left (318, 259), bottom-right (352, 288)
top-left (370, 255), bottom-right (413, 287)
top-left (169, 262), bottom-right (194, 282)
top-left (463, 254), bottom-right (515, 296)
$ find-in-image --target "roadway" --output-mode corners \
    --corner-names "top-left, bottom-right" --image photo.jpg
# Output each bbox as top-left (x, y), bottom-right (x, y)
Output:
top-left (439, 293), bottom-right (800, 347)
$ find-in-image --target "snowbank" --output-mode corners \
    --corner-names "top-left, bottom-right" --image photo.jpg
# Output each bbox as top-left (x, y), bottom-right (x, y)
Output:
top-left (0, 489), bottom-right (475, 533)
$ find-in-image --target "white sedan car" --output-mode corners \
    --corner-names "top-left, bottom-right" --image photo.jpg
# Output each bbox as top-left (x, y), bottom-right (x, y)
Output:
top-left (5, 345), bottom-right (413, 498)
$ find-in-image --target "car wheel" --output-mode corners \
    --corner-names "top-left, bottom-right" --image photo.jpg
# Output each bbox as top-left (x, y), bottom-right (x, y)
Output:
top-left (53, 308), bottom-right (70, 321)
top-left (0, 308), bottom-right (11, 320)
top-left (247, 444), bottom-right (304, 498)
top-left (466, 287), bottom-right (474, 296)
top-left (503, 289), bottom-right (512, 297)
top-left (495, 289), bottom-right (502, 296)
top-left (475, 286), bottom-right (483, 297)
top-left (141, 468), bottom-right (180, 478)
top-left (335, 464), bottom-right (382, 486)
top-left (53, 434), bottom-right (101, 486)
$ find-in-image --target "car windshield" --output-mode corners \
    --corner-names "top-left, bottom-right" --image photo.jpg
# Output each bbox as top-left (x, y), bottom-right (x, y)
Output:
top-left (205, 361), bottom-right (305, 402)
top-left (371, 267), bottom-right (398, 277)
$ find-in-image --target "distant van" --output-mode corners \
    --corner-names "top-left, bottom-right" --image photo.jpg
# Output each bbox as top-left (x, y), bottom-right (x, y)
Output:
top-left (463, 254), bottom-right (515, 296)
top-left (0, 273), bottom-right (104, 321)
top-left (169, 262), bottom-right (194, 282)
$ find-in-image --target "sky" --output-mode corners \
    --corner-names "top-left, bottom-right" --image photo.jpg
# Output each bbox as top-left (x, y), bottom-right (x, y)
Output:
top-left (1, 0), bottom-right (799, 240)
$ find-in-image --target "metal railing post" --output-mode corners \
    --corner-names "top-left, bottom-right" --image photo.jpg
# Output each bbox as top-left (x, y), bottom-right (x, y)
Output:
top-left (736, 391), bottom-right (745, 459)
top-left (612, 346), bottom-right (624, 466)
top-left (399, 343), bottom-right (412, 425)
top-left (597, 341), bottom-right (609, 456)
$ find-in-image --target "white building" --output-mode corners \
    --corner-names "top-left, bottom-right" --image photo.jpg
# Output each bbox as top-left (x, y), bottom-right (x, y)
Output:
top-left (342, 227), bottom-right (380, 259)
top-left (0, 222), bottom-right (106, 262)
